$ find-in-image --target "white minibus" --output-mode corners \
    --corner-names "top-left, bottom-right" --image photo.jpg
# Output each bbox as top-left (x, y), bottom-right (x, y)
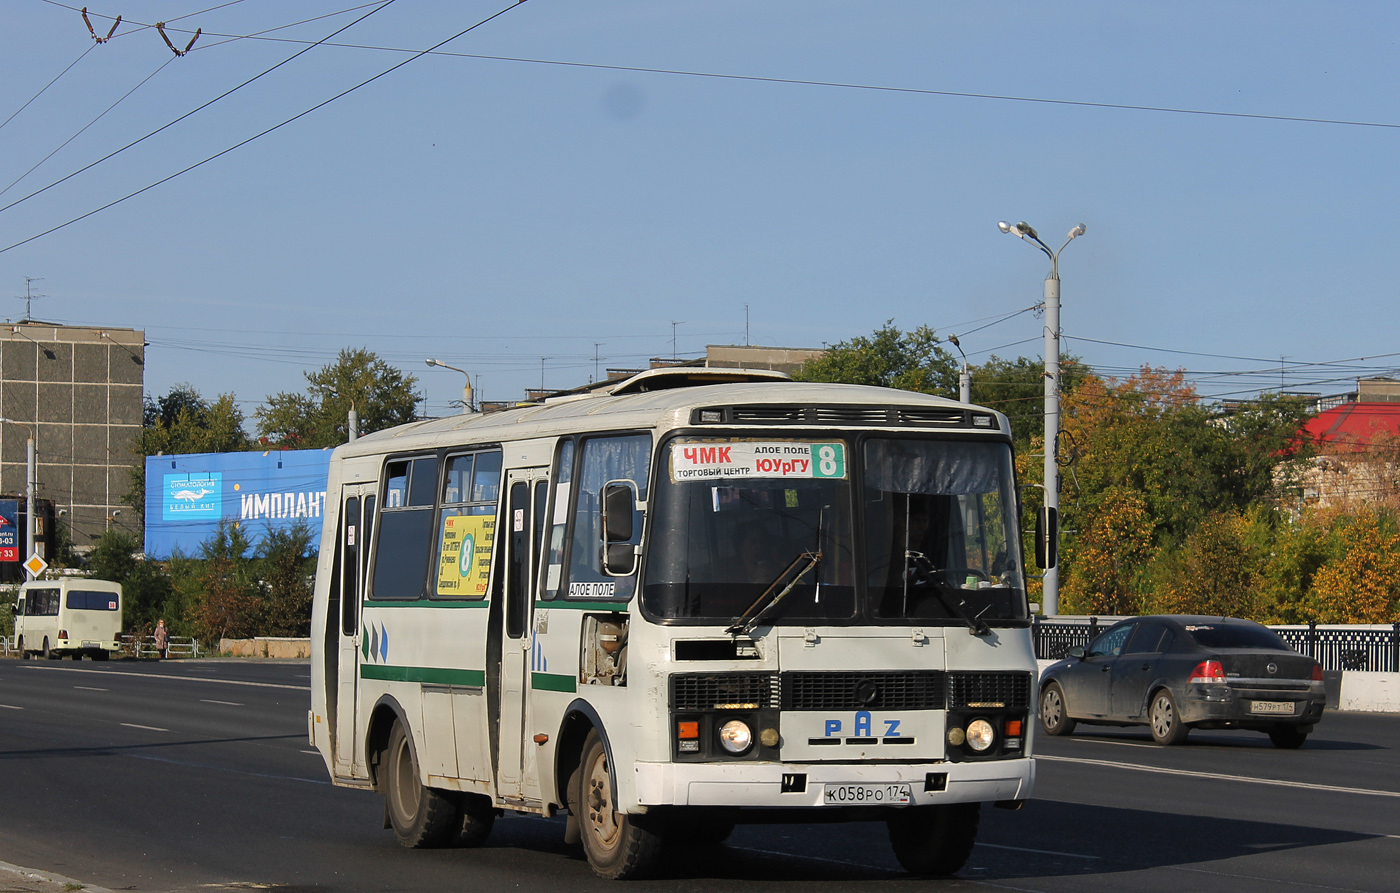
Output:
top-left (15, 579), bottom-right (123, 660)
top-left (310, 369), bottom-right (1044, 878)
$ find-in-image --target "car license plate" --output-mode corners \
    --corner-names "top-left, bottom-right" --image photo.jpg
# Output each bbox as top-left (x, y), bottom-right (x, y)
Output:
top-left (823, 783), bottom-right (912, 805)
top-left (81, 641), bottom-right (99, 648)
top-left (1250, 700), bottom-right (1296, 715)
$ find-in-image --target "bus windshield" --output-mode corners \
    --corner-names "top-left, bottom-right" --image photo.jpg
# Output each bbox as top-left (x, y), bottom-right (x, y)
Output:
top-left (643, 435), bottom-right (1026, 625)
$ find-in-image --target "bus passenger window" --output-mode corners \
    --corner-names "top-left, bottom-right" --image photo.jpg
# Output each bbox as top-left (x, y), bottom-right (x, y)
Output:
top-left (541, 440), bottom-right (575, 601)
top-left (435, 450), bottom-right (503, 600)
top-left (371, 457), bottom-right (438, 601)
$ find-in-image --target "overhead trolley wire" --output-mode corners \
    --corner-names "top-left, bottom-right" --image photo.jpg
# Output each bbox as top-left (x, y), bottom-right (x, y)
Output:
top-left (0, 0), bottom-right (397, 219)
top-left (0, 54), bottom-right (177, 200)
top-left (106, 29), bottom-right (1400, 134)
top-left (0, 0), bottom-right (530, 256)
top-left (0, 42), bottom-right (95, 132)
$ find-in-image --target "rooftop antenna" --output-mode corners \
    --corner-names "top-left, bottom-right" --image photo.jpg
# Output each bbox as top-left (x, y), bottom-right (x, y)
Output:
top-left (671, 320), bottom-right (682, 360)
top-left (16, 277), bottom-right (44, 321)
top-left (745, 303), bottom-right (750, 346)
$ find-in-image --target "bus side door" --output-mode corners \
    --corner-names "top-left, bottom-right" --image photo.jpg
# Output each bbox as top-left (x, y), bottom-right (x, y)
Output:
top-left (334, 484), bottom-right (376, 778)
top-left (495, 468), bottom-right (548, 802)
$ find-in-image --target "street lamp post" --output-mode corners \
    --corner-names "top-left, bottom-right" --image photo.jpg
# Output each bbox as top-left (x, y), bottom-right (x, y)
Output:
top-left (425, 359), bottom-right (474, 414)
top-left (0, 418), bottom-right (37, 579)
top-left (996, 220), bottom-right (1086, 617)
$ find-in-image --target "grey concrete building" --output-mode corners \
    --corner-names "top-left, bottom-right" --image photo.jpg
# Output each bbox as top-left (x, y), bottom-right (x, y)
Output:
top-left (0, 323), bottom-right (144, 553)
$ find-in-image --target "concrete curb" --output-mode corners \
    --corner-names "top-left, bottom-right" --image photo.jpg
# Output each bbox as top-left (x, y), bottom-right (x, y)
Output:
top-left (0, 859), bottom-right (115, 893)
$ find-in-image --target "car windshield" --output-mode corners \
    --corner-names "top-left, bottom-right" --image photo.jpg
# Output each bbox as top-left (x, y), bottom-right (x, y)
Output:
top-left (1186, 624), bottom-right (1289, 650)
top-left (642, 435), bottom-right (1027, 625)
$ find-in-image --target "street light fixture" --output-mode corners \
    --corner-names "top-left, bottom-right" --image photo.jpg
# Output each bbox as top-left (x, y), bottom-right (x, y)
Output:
top-left (0, 417), bottom-right (38, 579)
top-left (425, 359), bottom-right (475, 414)
top-left (946, 334), bottom-right (971, 404)
top-left (996, 220), bottom-right (1086, 617)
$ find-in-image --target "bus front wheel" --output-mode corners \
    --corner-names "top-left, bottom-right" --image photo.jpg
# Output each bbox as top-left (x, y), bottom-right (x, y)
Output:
top-left (577, 729), bottom-right (662, 879)
top-left (887, 802), bottom-right (980, 876)
top-left (382, 720), bottom-right (457, 848)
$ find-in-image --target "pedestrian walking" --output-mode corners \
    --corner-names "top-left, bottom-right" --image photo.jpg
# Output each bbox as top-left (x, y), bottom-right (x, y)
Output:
top-left (154, 619), bottom-right (169, 659)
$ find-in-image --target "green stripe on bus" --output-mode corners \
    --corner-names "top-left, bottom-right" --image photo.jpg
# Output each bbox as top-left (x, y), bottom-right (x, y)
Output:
top-left (531, 672), bottom-right (577, 693)
top-left (360, 665), bottom-right (487, 686)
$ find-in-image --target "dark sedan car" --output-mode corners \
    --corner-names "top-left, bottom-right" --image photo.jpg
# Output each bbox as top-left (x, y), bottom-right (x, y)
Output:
top-left (1038, 615), bottom-right (1326, 747)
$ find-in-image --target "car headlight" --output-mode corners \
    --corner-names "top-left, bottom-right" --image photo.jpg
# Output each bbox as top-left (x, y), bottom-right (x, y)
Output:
top-left (966, 718), bottom-right (996, 752)
top-left (718, 720), bottom-right (753, 754)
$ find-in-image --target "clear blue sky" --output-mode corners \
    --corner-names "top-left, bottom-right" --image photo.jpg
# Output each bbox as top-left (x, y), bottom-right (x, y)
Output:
top-left (3, 1), bottom-right (1398, 420)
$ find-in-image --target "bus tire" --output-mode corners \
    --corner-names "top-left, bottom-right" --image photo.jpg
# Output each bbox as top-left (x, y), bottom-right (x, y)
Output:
top-left (42, 638), bottom-right (52, 659)
top-left (455, 792), bottom-right (496, 847)
top-left (382, 720), bottom-right (457, 848)
top-left (887, 802), bottom-right (980, 877)
top-left (578, 729), bottom-right (662, 879)
top-left (17, 637), bottom-right (29, 659)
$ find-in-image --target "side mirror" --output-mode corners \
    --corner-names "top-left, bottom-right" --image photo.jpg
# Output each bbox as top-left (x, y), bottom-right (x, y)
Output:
top-left (1068, 645), bottom-right (1085, 660)
top-left (1035, 506), bottom-right (1058, 570)
top-left (601, 480), bottom-right (638, 576)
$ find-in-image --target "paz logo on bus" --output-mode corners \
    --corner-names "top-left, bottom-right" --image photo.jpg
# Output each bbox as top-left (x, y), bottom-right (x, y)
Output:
top-left (824, 711), bottom-right (901, 738)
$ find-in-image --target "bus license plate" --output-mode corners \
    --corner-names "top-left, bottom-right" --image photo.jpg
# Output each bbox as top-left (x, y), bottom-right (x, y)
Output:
top-left (823, 783), bottom-right (912, 805)
top-left (1250, 700), bottom-right (1296, 715)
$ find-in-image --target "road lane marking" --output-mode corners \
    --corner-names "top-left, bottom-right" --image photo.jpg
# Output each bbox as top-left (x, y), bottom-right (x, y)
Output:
top-left (0, 704), bottom-right (21, 710)
top-left (200, 699), bottom-right (244, 706)
top-left (300, 749), bottom-right (319, 754)
top-left (1039, 753), bottom-right (1400, 799)
top-left (121, 722), bottom-right (169, 732)
top-left (18, 665), bottom-right (309, 691)
top-left (977, 842), bottom-right (1100, 860)
top-left (74, 686), bottom-right (108, 691)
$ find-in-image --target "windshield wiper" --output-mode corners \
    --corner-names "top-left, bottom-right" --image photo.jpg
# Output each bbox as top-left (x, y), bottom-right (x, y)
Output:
top-left (727, 550), bottom-right (822, 636)
top-left (907, 551), bottom-right (991, 637)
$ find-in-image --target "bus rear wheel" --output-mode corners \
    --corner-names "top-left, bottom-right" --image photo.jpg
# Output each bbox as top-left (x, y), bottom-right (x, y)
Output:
top-left (382, 719), bottom-right (457, 848)
top-left (887, 802), bottom-right (980, 876)
top-left (577, 729), bottom-right (662, 879)
top-left (42, 638), bottom-right (52, 659)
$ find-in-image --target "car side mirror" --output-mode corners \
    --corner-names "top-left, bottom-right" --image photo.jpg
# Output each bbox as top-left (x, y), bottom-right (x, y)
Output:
top-left (601, 480), bottom-right (639, 576)
top-left (1068, 645), bottom-right (1085, 660)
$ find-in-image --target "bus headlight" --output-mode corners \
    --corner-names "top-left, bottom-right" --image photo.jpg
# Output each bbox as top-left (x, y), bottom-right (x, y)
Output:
top-left (718, 720), bottom-right (753, 754)
top-left (966, 718), bottom-right (996, 752)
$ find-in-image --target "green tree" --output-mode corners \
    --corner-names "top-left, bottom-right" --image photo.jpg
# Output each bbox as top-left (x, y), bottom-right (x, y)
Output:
top-left (968, 355), bottom-right (1088, 452)
top-left (86, 528), bottom-right (176, 633)
top-left (190, 520), bottom-right (258, 642)
top-left (256, 348), bottom-right (419, 448)
top-left (253, 522), bottom-right (317, 637)
top-left (127, 385), bottom-right (252, 524)
top-left (795, 322), bottom-right (958, 396)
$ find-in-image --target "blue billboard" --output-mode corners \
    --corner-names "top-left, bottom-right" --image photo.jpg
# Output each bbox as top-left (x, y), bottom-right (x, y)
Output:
top-left (144, 449), bottom-right (333, 559)
top-left (0, 499), bottom-right (17, 562)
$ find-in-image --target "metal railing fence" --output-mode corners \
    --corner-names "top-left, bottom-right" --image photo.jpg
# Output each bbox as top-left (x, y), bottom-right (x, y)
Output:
top-left (1033, 618), bottom-right (1400, 673)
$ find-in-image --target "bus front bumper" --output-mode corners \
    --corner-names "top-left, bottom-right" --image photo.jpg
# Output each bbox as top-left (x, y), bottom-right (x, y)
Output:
top-left (633, 757), bottom-right (1034, 808)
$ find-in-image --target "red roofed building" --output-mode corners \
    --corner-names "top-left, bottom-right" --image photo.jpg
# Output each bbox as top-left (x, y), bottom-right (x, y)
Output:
top-left (1291, 378), bottom-right (1400, 508)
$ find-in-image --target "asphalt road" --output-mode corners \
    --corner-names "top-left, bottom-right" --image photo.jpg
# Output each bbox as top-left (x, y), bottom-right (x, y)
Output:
top-left (2, 658), bottom-right (1399, 892)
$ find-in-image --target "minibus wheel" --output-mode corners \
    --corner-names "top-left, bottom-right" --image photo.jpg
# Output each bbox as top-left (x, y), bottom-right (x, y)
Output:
top-left (577, 729), bottom-right (662, 879)
top-left (887, 802), bottom-right (980, 876)
top-left (17, 637), bottom-right (28, 660)
top-left (382, 719), bottom-right (457, 848)
top-left (42, 638), bottom-right (52, 659)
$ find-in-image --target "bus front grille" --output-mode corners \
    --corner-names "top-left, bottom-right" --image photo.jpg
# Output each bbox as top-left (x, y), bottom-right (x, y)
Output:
top-left (781, 671), bottom-right (946, 711)
top-left (946, 671), bottom-right (1031, 709)
top-left (671, 673), bottom-right (780, 710)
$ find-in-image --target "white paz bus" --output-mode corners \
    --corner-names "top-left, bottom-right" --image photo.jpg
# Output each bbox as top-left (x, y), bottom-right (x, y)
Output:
top-left (309, 369), bottom-right (1044, 879)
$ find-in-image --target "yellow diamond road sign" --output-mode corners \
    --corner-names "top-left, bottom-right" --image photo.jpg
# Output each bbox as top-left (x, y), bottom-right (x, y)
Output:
top-left (24, 553), bottom-right (47, 577)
